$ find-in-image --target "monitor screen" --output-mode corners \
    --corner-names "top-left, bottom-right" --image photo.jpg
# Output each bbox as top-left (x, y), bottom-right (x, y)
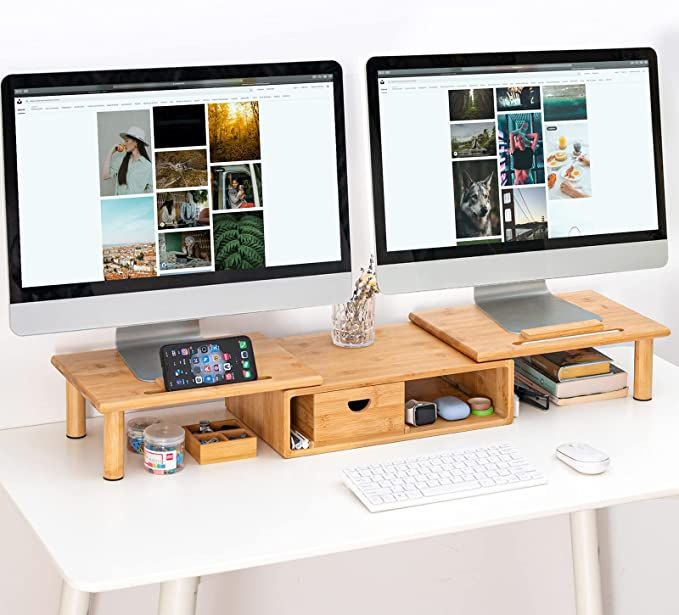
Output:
top-left (368, 49), bottom-right (665, 266)
top-left (3, 62), bottom-right (350, 303)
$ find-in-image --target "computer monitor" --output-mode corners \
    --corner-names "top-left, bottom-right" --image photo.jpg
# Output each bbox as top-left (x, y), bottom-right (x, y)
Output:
top-left (2, 61), bottom-right (351, 379)
top-left (367, 48), bottom-right (667, 332)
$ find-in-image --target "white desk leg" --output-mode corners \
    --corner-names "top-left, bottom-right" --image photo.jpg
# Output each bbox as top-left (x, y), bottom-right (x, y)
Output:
top-left (158, 577), bottom-right (200, 615)
top-left (570, 510), bottom-right (604, 615)
top-left (58, 580), bottom-right (91, 615)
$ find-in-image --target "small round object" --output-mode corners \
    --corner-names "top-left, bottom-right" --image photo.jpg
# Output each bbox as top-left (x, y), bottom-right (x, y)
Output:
top-left (143, 423), bottom-right (186, 475)
top-left (434, 396), bottom-right (470, 421)
top-left (470, 406), bottom-right (494, 417)
top-left (126, 416), bottom-right (160, 455)
top-left (468, 397), bottom-right (492, 412)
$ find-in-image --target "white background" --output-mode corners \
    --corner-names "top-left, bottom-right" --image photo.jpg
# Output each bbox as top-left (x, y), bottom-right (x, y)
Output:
top-left (16, 109), bottom-right (104, 286)
top-left (260, 93), bottom-right (342, 266)
top-left (0, 1), bottom-right (678, 614)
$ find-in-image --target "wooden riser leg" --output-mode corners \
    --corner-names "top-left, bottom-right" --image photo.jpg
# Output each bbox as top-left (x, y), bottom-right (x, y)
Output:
top-left (634, 339), bottom-right (654, 401)
top-left (66, 382), bottom-right (87, 439)
top-left (103, 412), bottom-right (125, 481)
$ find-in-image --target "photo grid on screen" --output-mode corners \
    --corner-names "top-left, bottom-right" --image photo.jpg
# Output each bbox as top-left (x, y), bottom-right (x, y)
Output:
top-left (447, 82), bottom-right (591, 246)
top-left (97, 100), bottom-right (267, 280)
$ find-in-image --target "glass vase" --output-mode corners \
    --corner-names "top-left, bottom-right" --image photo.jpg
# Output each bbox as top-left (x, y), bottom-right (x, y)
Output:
top-left (331, 296), bottom-right (376, 348)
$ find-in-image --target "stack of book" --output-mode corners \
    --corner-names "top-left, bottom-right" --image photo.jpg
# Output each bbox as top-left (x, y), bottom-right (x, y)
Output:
top-left (515, 348), bottom-right (628, 406)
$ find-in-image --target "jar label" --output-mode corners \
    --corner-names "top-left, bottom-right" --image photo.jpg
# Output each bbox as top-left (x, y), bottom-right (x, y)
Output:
top-left (144, 449), bottom-right (177, 472)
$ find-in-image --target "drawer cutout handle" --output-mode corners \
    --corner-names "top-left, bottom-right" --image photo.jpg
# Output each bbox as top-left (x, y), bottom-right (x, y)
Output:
top-left (347, 399), bottom-right (371, 412)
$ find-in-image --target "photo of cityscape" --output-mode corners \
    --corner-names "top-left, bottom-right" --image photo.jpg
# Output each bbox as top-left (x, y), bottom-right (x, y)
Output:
top-left (101, 196), bottom-right (157, 280)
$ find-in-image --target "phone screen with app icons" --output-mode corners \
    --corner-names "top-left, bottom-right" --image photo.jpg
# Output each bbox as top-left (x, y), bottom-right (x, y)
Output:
top-left (160, 336), bottom-right (257, 391)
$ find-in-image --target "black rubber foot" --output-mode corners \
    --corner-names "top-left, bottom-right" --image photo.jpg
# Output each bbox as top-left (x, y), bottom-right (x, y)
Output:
top-left (633, 397), bottom-right (652, 402)
top-left (66, 434), bottom-right (87, 440)
top-left (103, 475), bottom-right (124, 481)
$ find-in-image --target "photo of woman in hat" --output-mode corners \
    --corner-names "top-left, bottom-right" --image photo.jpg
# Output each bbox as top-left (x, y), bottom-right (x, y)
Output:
top-left (101, 125), bottom-right (153, 195)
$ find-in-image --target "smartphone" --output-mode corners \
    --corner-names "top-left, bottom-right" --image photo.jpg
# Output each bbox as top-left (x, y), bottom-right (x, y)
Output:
top-left (160, 335), bottom-right (257, 391)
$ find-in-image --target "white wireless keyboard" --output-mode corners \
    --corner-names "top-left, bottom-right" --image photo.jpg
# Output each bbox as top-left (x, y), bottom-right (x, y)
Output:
top-left (343, 442), bottom-right (546, 512)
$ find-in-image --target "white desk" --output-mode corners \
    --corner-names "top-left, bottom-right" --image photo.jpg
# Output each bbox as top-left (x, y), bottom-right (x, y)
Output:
top-left (1, 347), bottom-right (678, 615)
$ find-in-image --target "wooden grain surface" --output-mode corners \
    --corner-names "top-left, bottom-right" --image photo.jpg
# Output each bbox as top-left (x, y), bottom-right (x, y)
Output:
top-left (409, 291), bottom-right (670, 362)
top-left (184, 419), bottom-right (257, 465)
top-left (278, 322), bottom-right (511, 393)
top-left (519, 319), bottom-right (604, 341)
top-left (295, 383), bottom-right (405, 445)
top-left (51, 334), bottom-right (322, 413)
top-left (634, 339), bottom-right (654, 401)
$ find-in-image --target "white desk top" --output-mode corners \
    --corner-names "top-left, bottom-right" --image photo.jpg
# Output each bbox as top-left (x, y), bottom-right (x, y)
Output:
top-left (1, 347), bottom-right (678, 593)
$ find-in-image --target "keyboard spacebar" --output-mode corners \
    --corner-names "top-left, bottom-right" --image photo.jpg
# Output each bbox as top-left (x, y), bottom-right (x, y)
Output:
top-left (421, 481), bottom-right (482, 497)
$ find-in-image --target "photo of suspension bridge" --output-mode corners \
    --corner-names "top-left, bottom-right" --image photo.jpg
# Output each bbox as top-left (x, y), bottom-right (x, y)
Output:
top-left (501, 186), bottom-right (548, 241)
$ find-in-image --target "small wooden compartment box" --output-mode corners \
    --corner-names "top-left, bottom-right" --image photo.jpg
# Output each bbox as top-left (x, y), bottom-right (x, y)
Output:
top-left (184, 419), bottom-right (257, 465)
top-left (293, 383), bottom-right (405, 445)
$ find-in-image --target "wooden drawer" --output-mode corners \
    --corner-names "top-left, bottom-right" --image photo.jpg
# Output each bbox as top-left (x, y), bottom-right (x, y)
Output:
top-left (292, 383), bottom-right (405, 444)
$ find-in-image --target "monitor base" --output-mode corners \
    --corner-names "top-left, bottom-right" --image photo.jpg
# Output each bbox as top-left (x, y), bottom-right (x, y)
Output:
top-left (115, 320), bottom-right (201, 382)
top-left (473, 280), bottom-right (601, 334)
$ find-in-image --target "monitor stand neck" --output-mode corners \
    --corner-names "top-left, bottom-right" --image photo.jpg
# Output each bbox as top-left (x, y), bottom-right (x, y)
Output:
top-left (473, 280), bottom-right (601, 334)
top-left (115, 319), bottom-right (201, 382)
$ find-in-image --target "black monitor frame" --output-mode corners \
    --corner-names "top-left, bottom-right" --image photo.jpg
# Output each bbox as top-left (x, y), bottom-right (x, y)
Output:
top-left (366, 47), bottom-right (666, 266)
top-left (2, 60), bottom-right (351, 304)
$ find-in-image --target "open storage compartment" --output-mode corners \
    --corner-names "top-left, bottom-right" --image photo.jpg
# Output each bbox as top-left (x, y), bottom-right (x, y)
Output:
top-left (403, 367), bottom-right (512, 436)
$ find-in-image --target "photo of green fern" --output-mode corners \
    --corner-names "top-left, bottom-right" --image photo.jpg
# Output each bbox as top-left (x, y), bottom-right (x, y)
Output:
top-left (213, 211), bottom-right (266, 270)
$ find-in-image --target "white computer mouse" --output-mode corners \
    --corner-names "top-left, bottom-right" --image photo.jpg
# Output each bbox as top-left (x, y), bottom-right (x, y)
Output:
top-left (556, 442), bottom-right (610, 475)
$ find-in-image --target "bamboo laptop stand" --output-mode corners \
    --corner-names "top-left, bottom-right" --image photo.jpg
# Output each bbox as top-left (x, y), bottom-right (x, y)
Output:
top-left (51, 291), bottom-right (669, 480)
top-left (410, 291), bottom-right (670, 402)
top-left (52, 335), bottom-right (322, 480)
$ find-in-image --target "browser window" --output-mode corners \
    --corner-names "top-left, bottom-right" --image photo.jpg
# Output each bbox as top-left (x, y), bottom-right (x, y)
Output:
top-left (14, 75), bottom-right (342, 288)
top-left (376, 61), bottom-right (658, 252)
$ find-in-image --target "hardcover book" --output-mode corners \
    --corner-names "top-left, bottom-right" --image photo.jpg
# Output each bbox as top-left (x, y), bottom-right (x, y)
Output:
top-left (515, 359), bottom-right (627, 398)
top-left (525, 348), bottom-right (612, 381)
top-left (549, 387), bottom-right (629, 406)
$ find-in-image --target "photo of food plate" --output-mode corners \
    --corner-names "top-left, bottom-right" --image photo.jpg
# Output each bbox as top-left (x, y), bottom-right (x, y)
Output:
top-left (546, 151), bottom-right (570, 169)
top-left (560, 164), bottom-right (583, 183)
top-left (544, 122), bottom-right (592, 200)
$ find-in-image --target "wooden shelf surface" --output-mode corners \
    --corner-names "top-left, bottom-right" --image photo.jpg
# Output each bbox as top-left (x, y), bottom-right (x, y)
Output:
top-left (51, 333), bottom-right (322, 413)
top-left (279, 322), bottom-right (511, 395)
top-left (410, 291), bottom-right (670, 362)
